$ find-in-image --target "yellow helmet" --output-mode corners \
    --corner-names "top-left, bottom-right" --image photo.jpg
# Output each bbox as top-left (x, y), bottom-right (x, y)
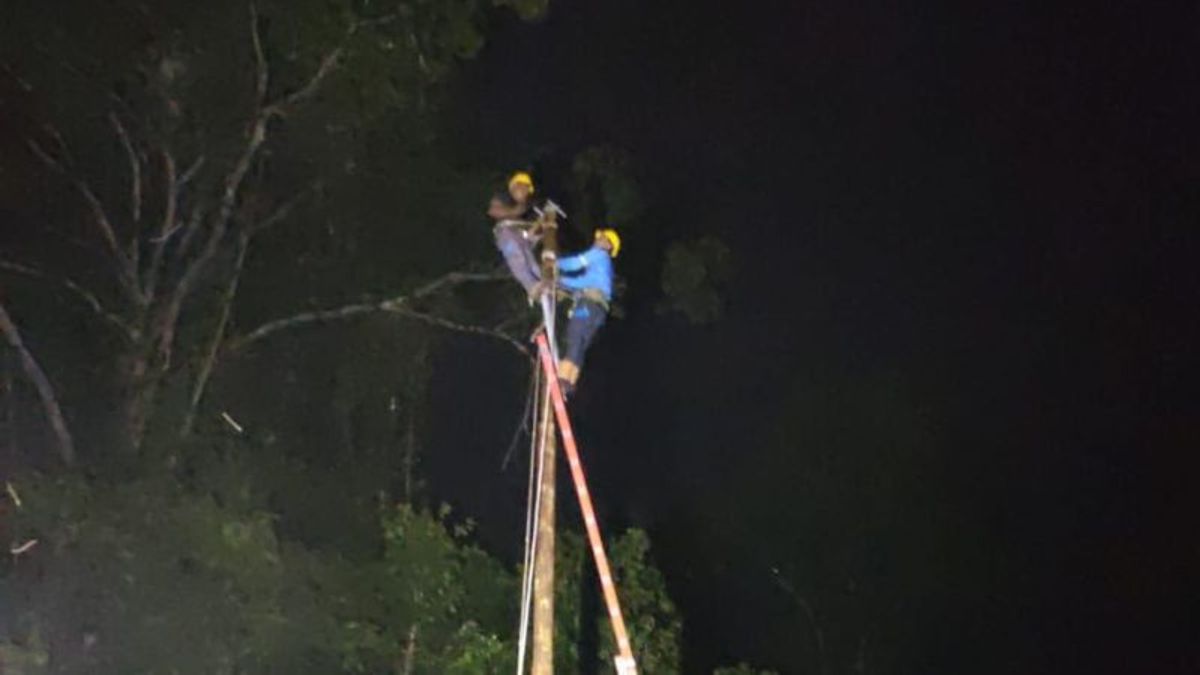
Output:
top-left (595, 228), bottom-right (621, 258)
top-left (508, 171), bottom-right (535, 193)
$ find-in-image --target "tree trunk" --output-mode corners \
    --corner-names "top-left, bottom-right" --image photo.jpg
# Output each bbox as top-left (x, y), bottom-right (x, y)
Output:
top-left (119, 344), bottom-right (158, 454)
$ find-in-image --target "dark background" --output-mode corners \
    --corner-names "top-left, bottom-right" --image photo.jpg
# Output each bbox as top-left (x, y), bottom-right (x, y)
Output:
top-left (424, 1), bottom-right (1199, 672)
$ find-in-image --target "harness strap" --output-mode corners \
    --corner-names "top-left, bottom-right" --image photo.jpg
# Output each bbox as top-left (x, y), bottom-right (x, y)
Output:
top-left (568, 289), bottom-right (610, 314)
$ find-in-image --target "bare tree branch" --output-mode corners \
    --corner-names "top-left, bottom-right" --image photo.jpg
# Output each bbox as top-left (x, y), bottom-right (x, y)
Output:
top-left (772, 568), bottom-right (829, 675)
top-left (266, 47), bottom-right (344, 116)
top-left (39, 124), bottom-right (74, 164)
top-left (251, 182), bottom-right (319, 235)
top-left (26, 139), bottom-right (119, 258)
top-left (143, 149), bottom-right (178, 300)
top-left (180, 232), bottom-right (251, 437)
top-left (180, 180), bottom-right (319, 434)
top-left (0, 260), bottom-right (133, 340)
top-left (159, 4), bottom-right (399, 379)
top-left (387, 306), bottom-right (529, 356)
top-left (402, 270), bottom-right (509, 301)
top-left (109, 111), bottom-right (143, 234)
top-left (250, 2), bottom-right (269, 104)
top-left (26, 135), bottom-right (142, 304)
top-left (159, 99), bottom-right (270, 367)
top-left (0, 302), bottom-right (76, 466)
top-left (262, 12), bottom-right (397, 118)
top-left (177, 155), bottom-right (206, 189)
top-left (172, 202), bottom-right (206, 264)
top-left (229, 270), bottom-right (519, 352)
top-left (231, 301), bottom-right (380, 349)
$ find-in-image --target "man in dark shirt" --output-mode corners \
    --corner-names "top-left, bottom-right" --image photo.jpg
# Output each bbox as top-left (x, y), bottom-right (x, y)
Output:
top-left (488, 171), bottom-right (542, 299)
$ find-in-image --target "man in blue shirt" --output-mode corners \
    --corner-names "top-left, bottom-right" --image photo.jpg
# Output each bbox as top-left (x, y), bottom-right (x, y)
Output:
top-left (556, 228), bottom-right (620, 396)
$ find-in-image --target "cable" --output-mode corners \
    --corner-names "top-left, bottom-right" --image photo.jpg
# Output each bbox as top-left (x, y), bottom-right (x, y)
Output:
top-left (515, 363), bottom-right (544, 675)
top-left (502, 359), bottom-right (539, 471)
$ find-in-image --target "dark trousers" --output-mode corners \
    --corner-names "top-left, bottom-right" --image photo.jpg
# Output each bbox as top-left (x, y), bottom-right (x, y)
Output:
top-left (494, 226), bottom-right (540, 293)
top-left (560, 299), bottom-right (607, 386)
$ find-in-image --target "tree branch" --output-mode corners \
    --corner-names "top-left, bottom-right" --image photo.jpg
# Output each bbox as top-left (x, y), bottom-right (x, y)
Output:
top-left (108, 111), bottom-right (143, 237)
top-left (0, 302), bottom-right (76, 466)
top-left (772, 568), bottom-right (828, 675)
top-left (180, 232), bottom-right (251, 437)
top-left (177, 155), bottom-right (206, 189)
top-left (180, 181), bottom-right (319, 434)
top-left (26, 133), bottom-right (142, 304)
top-left (159, 4), bottom-right (398, 375)
top-left (231, 301), bottom-right (380, 349)
top-left (0, 260), bottom-right (134, 340)
top-left (250, 2), bottom-right (269, 104)
top-left (387, 306), bottom-right (529, 357)
top-left (143, 149), bottom-right (178, 300)
top-left (266, 47), bottom-right (343, 116)
top-left (172, 202), bottom-right (207, 265)
top-left (262, 12), bottom-right (398, 118)
top-left (251, 182), bottom-right (319, 235)
top-left (159, 99), bottom-right (268, 367)
top-left (229, 270), bottom-right (520, 353)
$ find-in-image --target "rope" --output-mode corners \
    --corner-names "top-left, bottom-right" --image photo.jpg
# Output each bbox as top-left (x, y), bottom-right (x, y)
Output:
top-left (516, 287), bottom-right (560, 674)
top-left (501, 360), bottom-right (539, 471)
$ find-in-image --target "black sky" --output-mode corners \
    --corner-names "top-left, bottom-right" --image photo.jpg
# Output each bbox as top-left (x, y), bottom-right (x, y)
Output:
top-left (424, 1), bottom-right (1199, 673)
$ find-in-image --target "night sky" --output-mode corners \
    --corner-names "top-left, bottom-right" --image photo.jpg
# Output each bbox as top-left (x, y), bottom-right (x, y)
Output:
top-left (424, 1), bottom-right (1198, 673)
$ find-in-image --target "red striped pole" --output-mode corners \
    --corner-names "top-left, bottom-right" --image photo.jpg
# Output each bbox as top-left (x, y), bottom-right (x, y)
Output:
top-left (535, 333), bottom-right (638, 674)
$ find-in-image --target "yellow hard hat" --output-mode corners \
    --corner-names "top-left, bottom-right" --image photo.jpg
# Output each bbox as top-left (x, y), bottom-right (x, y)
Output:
top-left (508, 171), bottom-right (535, 193)
top-left (595, 228), bottom-right (621, 258)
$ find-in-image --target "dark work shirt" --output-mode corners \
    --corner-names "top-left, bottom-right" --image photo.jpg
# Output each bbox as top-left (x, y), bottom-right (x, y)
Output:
top-left (491, 190), bottom-right (538, 223)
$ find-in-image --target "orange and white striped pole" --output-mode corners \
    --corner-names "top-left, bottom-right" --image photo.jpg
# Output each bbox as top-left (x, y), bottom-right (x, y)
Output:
top-left (535, 332), bottom-right (638, 675)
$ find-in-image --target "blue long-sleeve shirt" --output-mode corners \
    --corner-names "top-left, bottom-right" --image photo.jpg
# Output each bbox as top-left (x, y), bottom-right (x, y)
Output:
top-left (557, 246), bottom-right (613, 301)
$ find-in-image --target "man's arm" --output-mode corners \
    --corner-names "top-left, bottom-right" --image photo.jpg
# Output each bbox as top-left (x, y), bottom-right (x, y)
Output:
top-left (557, 252), bottom-right (588, 273)
top-left (582, 248), bottom-right (610, 269)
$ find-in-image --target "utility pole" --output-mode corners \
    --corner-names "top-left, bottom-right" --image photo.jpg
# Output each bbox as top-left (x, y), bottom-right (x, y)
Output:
top-left (531, 208), bottom-right (559, 675)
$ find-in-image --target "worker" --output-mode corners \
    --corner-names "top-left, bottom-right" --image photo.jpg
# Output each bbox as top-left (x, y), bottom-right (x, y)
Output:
top-left (488, 171), bottom-right (543, 300)
top-left (555, 228), bottom-right (620, 397)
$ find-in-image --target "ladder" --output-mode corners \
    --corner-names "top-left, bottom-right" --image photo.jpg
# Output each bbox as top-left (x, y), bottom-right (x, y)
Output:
top-left (531, 331), bottom-right (639, 675)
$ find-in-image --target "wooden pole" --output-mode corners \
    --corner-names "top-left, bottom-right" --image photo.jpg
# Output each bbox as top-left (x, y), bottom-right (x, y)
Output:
top-left (531, 209), bottom-right (559, 675)
top-left (531, 386), bottom-right (557, 674)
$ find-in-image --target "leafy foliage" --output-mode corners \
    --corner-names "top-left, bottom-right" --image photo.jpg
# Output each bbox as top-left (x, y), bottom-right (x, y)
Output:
top-left (659, 235), bottom-right (733, 324)
top-left (554, 528), bottom-right (682, 673)
top-left (0, 470), bottom-right (521, 674)
top-left (570, 147), bottom-right (645, 235)
top-left (0, 452), bottom-right (691, 674)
